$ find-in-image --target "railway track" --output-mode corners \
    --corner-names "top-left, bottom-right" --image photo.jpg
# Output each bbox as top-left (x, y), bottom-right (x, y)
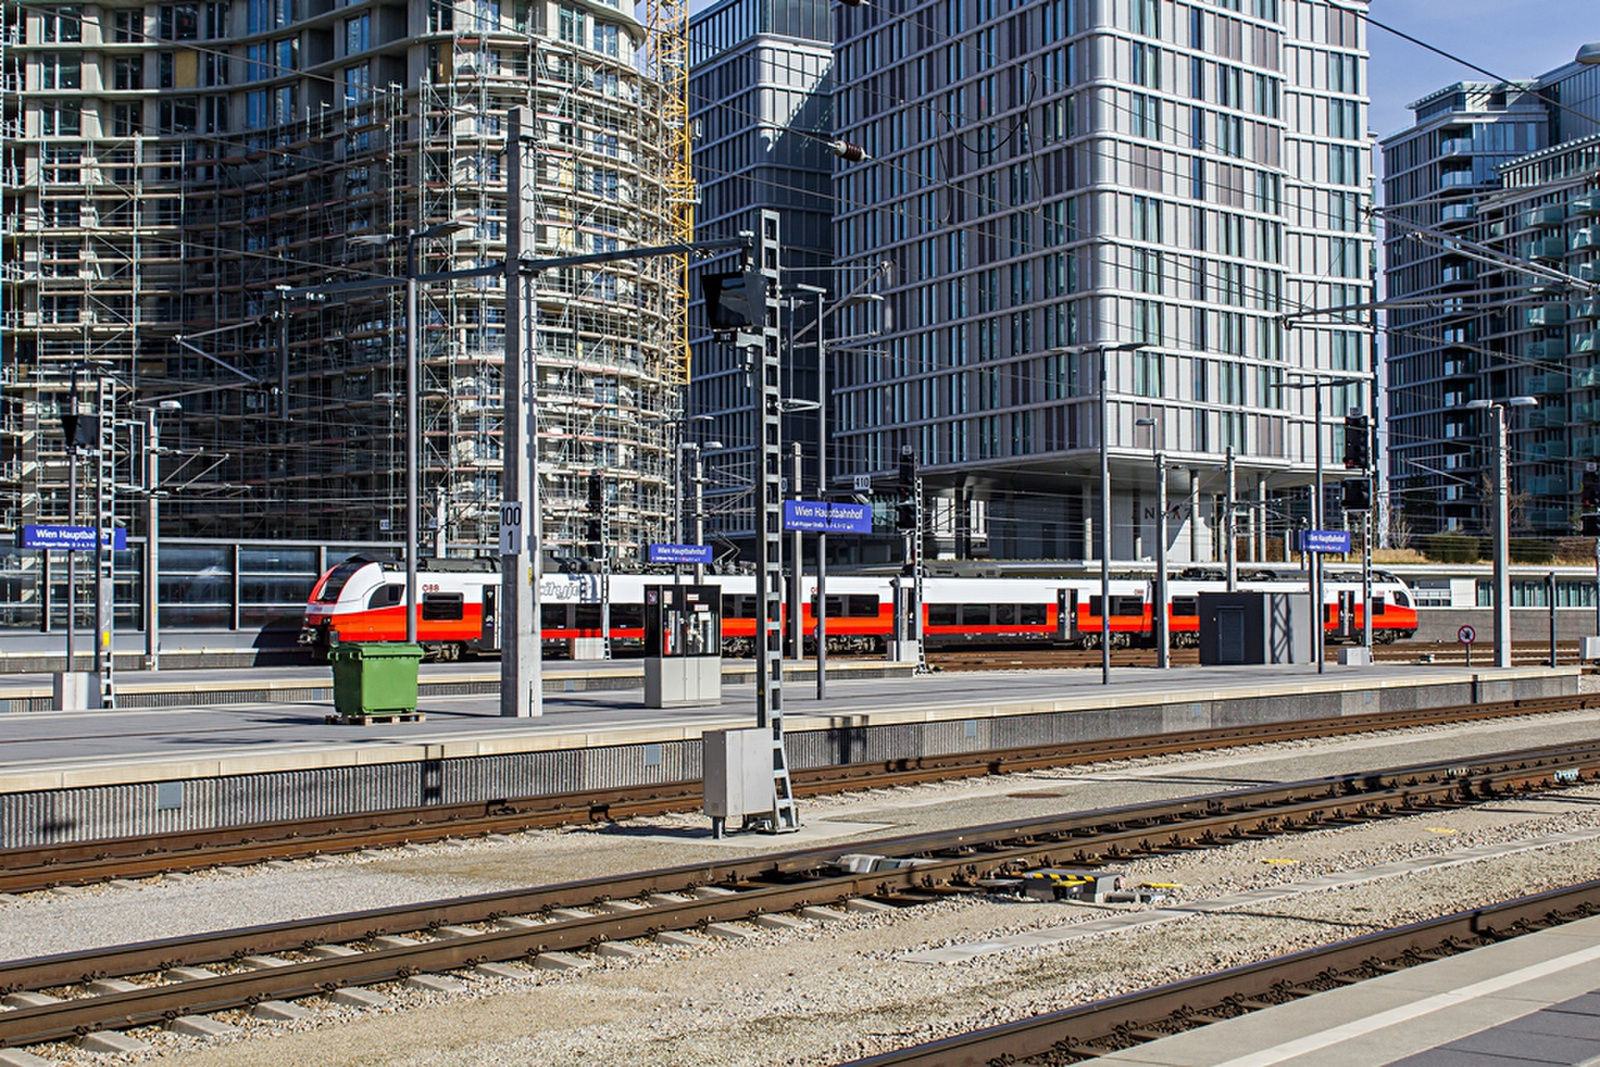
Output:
top-left (1, 740), bottom-right (1597, 1052)
top-left (839, 878), bottom-right (1600, 1066)
top-left (2, 693), bottom-right (1596, 895)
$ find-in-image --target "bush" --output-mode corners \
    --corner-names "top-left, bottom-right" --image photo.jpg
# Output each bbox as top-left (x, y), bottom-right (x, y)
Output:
top-left (1421, 533), bottom-right (1483, 563)
top-left (1509, 538), bottom-right (1556, 564)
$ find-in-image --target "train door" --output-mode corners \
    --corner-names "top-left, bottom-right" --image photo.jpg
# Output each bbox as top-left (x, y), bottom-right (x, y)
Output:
top-left (481, 585), bottom-right (498, 651)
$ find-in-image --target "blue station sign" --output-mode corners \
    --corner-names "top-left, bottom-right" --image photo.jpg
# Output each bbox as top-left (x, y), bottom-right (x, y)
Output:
top-left (781, 500), bottom-right (874, 534)
top-left (648, 543), bottom-right (714, 565)
top-left (18, 525), bottom-right (128, 551)
top-left (1299, 529), bottom-right (1352, 554)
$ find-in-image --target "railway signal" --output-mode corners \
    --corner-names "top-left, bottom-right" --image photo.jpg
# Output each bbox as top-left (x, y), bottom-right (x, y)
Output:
top-left (895, 445), bottom-right (918, 532)
top-left (1340, 477), bottom-right (1370, 512)
top-left (1582, 465), bottom-right (1600, 536)
top-left (1342, 414), bottom-right (1370, 469)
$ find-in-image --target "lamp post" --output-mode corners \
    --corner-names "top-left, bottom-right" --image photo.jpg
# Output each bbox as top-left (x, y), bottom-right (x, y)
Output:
top-left (352, 219), bottom-right (470, 645)
top-left (1276, 371), bottom-right (1374, 673)
top-left (787, 280), bottom-right (885, 699)
top-left (679, 439), bottom-right (721, 584)
top-left (137, 399), bottom-right (181, 671)
top-left (1466, 396), bottom-right (1538, 668)
top-left (1136, 415), bottom-right (1169, 669)
top-left (1063, 342), bottom-right (1149, 685)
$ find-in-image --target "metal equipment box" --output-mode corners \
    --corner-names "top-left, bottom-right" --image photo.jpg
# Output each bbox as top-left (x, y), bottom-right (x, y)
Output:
top-left (1197, 592), bottom-right (1311, 665)
top-left (702, 727), bottom-right (773, 836)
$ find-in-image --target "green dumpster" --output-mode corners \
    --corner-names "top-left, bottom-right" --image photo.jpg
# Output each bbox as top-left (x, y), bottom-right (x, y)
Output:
top-left (327, 642), bottom-right (424, 720)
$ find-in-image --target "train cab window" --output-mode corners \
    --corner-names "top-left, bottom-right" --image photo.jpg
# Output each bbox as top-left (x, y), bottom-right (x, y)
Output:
top-left (541, 604), bottom-right (568, 629)
top-left (960, 604), bottom-right (992, 625)
top-left (421, 592), bottom-right (464, 621)
top-left (1019, 604), bottom-right (1046, 625)
top-left (367, 584), bottom-right (403, 609)
top-left (1391, 591), bottom-right (1409, 608)
top-left (846, 595), bottom-right (880, 618)
top-left (928, 604), bottom-right (957, 626)
top-left (1171, 596), bottom-right (1198, 617)
top-left (316, 561), bottom-right (367, 603)
top-left (994, 604), bottom-right (1016, 626)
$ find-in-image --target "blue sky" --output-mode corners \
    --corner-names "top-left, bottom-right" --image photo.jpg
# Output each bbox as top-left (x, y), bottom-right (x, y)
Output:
top-left (1365, 0), bottom-right (1593, 140)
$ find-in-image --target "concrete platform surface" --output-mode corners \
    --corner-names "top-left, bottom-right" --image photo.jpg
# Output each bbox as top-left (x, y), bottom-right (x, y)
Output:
top-left (0, 661), bottom-right (1570, 794)
top-left (1094, 913), bottom-right (1600, 1066)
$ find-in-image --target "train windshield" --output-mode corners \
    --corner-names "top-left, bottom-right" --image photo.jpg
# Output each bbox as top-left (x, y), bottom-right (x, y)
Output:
top-left (315, 561), bottom-right (368, 603)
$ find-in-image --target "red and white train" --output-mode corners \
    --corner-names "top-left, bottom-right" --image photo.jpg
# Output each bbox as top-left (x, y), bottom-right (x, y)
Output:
top-left (301, 554), bottom-right (1419, 660)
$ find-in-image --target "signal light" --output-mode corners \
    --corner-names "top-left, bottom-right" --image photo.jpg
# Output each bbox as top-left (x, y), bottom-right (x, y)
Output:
top-left (1343, 414), bottom-right (1370, 469)
top-left (585, 472), bottom-right (606, 548)
top-left (1583, 465), bottom-right (1600, 509)
top-left (895, 445), bottom-right (917, 532)
top-left (700, 268), bottom-right (766, 332)
top-left (1583, 514), bottom-right (1600, 537)
top-left (1340, 478), bottom-right (1370, 512)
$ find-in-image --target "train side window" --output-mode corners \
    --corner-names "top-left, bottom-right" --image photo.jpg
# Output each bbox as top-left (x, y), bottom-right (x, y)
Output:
top-left (1371, 596), bottom-right (1386, 615)
top-left (1113, 596), bottom-right (1144, 615)
top-left (540, 604), bottom-right (567, 629)
top-left (723, 595), bottom-right (758, 619)
top-left (846, 595), bottom-right (879, 617)
top-left (928, 604), bottom-right (957, 626)
top-left (367, 584), bottom-right (403, 609)
top-left (1019, 604), bottom-right (1046, 625)
top-left (612, 603), bottom-right (643, 629)
top-left (1088, 596), bottom-right (1103, 615)
top-left (994, 604), bottom-right (1015, 625)
top-left (421, 592), bottom-right (464, 621)
top-left (574, 604), bottom-right (601, 629)
top-left (1171, 596), bottom-right (1198, 617)
top-left (961, 603), bottom-right (992, 625)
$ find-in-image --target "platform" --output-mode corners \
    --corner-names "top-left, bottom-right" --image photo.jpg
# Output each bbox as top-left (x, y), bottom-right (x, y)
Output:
top-left (0, 662), bottom-right (1575, 848)
top-left (1096, 913), bottom-right (1600, 1066)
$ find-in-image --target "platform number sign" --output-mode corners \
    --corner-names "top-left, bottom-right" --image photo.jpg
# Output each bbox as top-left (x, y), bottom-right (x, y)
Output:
top-left (499, 501), bottom-right (523, 555)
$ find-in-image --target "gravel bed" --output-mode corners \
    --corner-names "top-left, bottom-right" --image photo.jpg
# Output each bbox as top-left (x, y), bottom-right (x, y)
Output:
top-left (6, 707), bottom-right (1600, 1065)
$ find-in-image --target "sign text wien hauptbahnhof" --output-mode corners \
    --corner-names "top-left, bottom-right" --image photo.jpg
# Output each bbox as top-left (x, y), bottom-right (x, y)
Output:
top-left (1299, 529), bottom-right (1351, 554)
top-left (648, 543), bottom-right (714, 565)
top-left (781, 500), bottom-right (873, 534)
top-left (17, 525), bottom-right (128, 551)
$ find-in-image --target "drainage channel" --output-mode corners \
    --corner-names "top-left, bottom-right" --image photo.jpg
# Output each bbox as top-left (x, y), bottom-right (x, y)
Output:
top-left (2, 693), bottom-right (1591, 896)
top-left (1, 740), bottom-right (1598, 1051)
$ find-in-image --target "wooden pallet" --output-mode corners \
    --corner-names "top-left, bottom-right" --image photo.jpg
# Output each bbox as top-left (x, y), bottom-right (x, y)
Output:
top-left (326, 711), bottom-right (426, 726)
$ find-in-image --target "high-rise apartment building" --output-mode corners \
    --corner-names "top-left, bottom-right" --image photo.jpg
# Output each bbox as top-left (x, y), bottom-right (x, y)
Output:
top-left (830, 0), bottom-right (1374, 564)
top-left (1383, 61), bottom-right (1600, 540)
top-left (687, 0), bottom-right (835, 548)
top-left (0, 0), bottom-right (688, 563)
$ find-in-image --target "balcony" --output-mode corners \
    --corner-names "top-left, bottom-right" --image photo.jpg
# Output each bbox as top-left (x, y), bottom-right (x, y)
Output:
top-left (1575, 331), bottom-right (1600, 355)
top-left (1525, 204), bottom-right (1567, 228)
top-left (1528, 475), bottom-right (1569, 496)
top-left (1526, 236), bottom-right (1568, 260)
top-left (1575, 300), bottom-right (1600, 321)
top-left (1576, 401), bottom-right (1596, 422)
top-left (1439, 202), bottom-right (1475, 227)
top-left (1573, 195), bottom-right (1600, 216)
top-left (1574, 227), bottom-right (1600, 252)
top-left (1526, 373), bottom-right (1566, 394)
top-left (1440, 137), bottom-right (1474, 157)
top-left (1528, 305), bottom-right (1568, 328)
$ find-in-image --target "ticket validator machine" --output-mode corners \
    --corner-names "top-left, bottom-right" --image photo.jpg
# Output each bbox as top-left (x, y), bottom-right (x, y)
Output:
top-left (643, 584), bottom-right (722, 707)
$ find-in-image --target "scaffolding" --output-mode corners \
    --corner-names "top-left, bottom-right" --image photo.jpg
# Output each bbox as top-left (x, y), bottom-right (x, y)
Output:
top-left (0, 0), bottom-right (687, 559)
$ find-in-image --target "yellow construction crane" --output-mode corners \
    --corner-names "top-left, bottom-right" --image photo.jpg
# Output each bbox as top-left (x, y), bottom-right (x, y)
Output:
top-left (644, 0), bottom-right (695, 386)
